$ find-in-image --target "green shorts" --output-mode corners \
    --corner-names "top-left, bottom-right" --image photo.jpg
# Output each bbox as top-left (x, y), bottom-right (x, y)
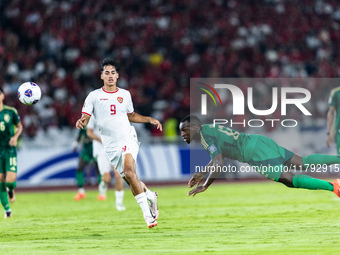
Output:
top-left (0, 148), bottom-right (18, 174)
top-left (247, 136), bottom-right (294, 181)
top-left (80, 150), bottom-right (94, 163)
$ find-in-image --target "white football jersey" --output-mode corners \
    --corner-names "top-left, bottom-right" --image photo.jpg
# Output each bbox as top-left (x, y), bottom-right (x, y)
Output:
top-left (82, 87), bottom-right (134, 151)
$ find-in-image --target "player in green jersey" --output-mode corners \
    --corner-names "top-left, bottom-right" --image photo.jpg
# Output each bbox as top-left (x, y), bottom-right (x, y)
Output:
top-left (179, 115), bottom-right (340, 198)
top-left (327, 86), bottom-right (340, 153)
top-left (0, 87), bottom-right (23, 218)
top-left (72, 127), bottom-right (99, 201)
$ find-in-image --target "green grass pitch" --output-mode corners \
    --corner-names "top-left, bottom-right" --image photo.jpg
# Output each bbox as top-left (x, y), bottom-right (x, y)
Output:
top-left (1, 181), bottom-right (340, 254)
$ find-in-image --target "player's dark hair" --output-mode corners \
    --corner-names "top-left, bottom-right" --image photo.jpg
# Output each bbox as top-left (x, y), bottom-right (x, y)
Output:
top-left (101, 58), bottom-right (120, 72)
top-left (0, 87), bottom-right (3, 94)
top-left (180, 115), bottom-right (201, 126)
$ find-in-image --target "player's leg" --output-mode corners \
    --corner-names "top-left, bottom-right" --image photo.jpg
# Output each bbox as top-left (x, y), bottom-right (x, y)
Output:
top-left (250, 136), bottom-right (337, 195)
top-left (5, 172), bottom-right (17, 203)
top-left (113, 168), bottom-right (125, 211)
top-left (98, 170), bottom-right (109, 200)
top-left (97, 153), bottom-right (112, 200)
top-left (286, 154), bottom-right (337, 195)
top-left (74, 157), bottom-right (87, 201)
top-left (140, 181), bottom-right (158, 220)
top-left (122, 154), bottom-right (142, 195)
top-left (296, 153), bottom-right (340, 169)
top-left (5, 152), bottom-right (17, 203)
top-left (0, 170), bottom-right (11, 218)
top-left (98, 172), bottom-right (110, 200)
top-left (94, 160), bottom-right (101, 186)
top-left (123, 153), bottom-right (157, 228)
top-left (140, 181), bottom-right (155, 201)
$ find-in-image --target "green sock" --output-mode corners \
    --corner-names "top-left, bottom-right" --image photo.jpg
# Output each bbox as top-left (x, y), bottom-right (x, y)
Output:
top-left (303, 154), bottom-right (340, 168)
top-left (0, 182), bottom-right (10, 211)
top-left (76, 171), bottom-right (84, 187)
top-left (6, 181), bottom-right (17, 191)
top-left (292, 175), bottom-right (333, 191)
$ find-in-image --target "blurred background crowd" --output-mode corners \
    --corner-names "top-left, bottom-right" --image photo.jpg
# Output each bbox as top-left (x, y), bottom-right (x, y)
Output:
top-left (1, 0), bottom-right (340, 143)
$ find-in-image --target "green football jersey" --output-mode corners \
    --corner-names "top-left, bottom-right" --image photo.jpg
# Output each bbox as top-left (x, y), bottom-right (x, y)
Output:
top-left (200, 124), bottom-right (259, 163)
top-left (0, 105), bottom-right (20, 149)
top-left (329, 86), bottom-right (340, 135)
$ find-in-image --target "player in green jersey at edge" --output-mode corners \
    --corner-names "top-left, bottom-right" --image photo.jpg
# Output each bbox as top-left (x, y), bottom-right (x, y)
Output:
top-left (327, 86), bottom-right (340, 153)
top-left (179, 115), bottom-right (340, 198)
top-left (0, 87), bottom-right (23, 218)
top-left (72, 127), bottom-right (99, 201)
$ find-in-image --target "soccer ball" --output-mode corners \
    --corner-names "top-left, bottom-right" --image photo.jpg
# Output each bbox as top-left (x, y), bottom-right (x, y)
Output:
top-left (18, 82), bottom-right (42, 105)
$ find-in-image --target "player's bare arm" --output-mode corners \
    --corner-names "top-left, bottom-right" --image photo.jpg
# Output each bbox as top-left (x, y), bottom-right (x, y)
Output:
top-left (188, 159), bottom-right (213, 188)
top-left (76, 114), bottom-right (90, 129)
top-left (127, 112), bottom-right (162, 131)
top-left (86, 128), bottom-right (102, 143)
top-left (9, 121), bottom-right (23, 147)
top-left (327, 106), bottom-right (335, 147)
top-left (188, 153), bottom-right (224, 197)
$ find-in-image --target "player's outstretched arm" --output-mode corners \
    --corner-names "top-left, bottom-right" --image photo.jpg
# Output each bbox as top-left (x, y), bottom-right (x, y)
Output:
top-left (188, 154), bottom-right (224, 197)
top-left (327, 106), bottom-right (335, 147)
top-left (76, 114), bottom-right (90, 129)
top-left (127, 112), bottom-right (162, 131)
top-left (9, 121), bottom-right (23, 147)
top-left (188, 159), bottom-right (212, 188)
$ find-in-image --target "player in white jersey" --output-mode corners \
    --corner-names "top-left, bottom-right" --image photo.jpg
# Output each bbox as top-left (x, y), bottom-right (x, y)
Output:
top-left (87, 116), bottom-right (126, 211)
top-left (76, 58), bottom-right (161, 228)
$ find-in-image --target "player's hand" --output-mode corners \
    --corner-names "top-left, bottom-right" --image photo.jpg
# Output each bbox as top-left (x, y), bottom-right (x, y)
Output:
top-left (9, 137), bottom-right (18, 146)
top-left (149, 118), bottom-right (162, 131)
top-left (76, 117), bottom-right (86, 129)
top-left (188, 172), bottom-right (206, 188)
top-left (327, 137), bottom-right (332, 148)
top-left (327, 134), bottom-right (334, 148)
top-left (188, 185), bottom-right (207, 197)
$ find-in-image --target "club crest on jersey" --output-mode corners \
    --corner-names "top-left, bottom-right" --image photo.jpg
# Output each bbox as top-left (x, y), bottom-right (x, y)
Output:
top-left (122, 145), bottom-right (127, 152)
top-left (117, 97), bottom-right (123, 103)
top-left (208, 144), bottom-right (217, 154)
top-left (4, 114), bottom-right (10, 122)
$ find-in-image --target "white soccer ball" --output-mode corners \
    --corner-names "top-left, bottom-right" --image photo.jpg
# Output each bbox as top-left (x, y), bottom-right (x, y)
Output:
top-left (18, 82), bottom-right (42, 105)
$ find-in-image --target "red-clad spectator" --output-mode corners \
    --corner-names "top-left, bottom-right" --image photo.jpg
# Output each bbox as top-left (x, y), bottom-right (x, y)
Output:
top-left (0, 0), bottom-right (339, 138)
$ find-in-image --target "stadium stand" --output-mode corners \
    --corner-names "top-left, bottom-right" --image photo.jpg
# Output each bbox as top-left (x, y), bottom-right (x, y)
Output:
top-left (0, 0), bottom-right (339, 140)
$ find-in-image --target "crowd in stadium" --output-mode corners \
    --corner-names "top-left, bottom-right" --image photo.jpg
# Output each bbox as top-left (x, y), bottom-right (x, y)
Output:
top-left (1, 0), bottom-right (340, 139)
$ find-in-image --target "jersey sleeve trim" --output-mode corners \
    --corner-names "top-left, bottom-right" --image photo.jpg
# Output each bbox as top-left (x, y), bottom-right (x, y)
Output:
top-left (330, 87), bottom-right (340, 97)
top-left (4, 105), bottom-right (18, 114)
top-left (329, 87), bottom-right (340, 106)
top-left (128, 111), bottom-right (134, 114)
top-left (82, 112), bottom-right (91, 117)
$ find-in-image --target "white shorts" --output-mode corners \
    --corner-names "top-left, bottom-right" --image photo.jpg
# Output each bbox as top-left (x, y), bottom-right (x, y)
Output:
top-left (105, 127), bottom-right (139, 177)
top-left (96, 152), bottom-right (113, 175)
